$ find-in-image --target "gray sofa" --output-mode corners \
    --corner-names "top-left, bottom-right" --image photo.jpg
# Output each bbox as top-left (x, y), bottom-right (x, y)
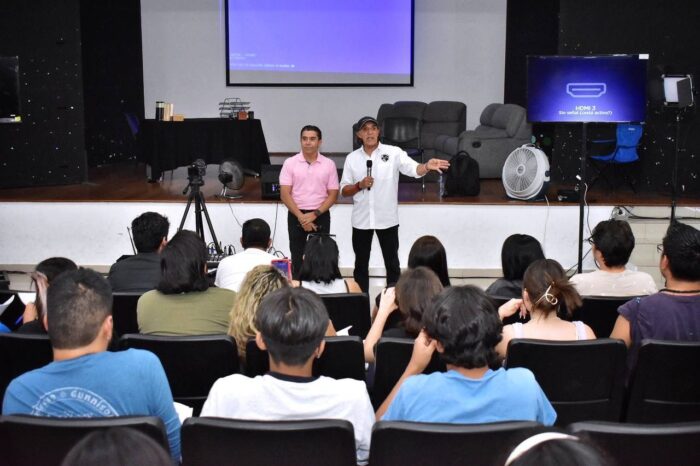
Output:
top-left (436, 103), bottom-right (532, 178)
top-left (354, 100), bottom-right (467, 158)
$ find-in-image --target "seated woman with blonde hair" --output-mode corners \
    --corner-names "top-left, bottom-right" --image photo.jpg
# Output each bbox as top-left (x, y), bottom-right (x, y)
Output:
top-left (230, 265), bottom-right (336, 364)
top-left (496, 259), bottom-right (595, 358)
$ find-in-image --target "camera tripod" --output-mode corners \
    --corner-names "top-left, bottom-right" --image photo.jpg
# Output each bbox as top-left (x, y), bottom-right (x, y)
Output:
top-left (178, 178), bottom-right (223, 254)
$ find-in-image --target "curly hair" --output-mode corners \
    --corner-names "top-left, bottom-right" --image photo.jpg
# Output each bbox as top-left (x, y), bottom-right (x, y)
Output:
top-left (523, 259), bottom-right (582, 317)
top-left (422, 286), bottom-right (502, 369)
top-left (228, 265), bottom-right (289, 359)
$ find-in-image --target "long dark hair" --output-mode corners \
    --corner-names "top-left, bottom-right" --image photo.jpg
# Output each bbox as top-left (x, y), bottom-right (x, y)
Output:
top-left (157, 230), bottom-right (209, 294)
top-left (501, 234), bottom-right (544, 281)
top-left (298, 235), bottom-right (342, 284)
top-left (407, 236), bottom-right (450, 287)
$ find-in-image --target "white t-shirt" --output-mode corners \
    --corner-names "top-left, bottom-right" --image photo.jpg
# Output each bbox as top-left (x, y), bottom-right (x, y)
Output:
top-left (300, 279), bottom-right (348, 294)
top-left (340, 143), bottom-right (420, 229)
top-left (570, 269), bottom-right (658, 297)
top-left (201, 373), bottom-right (375, 464)
top-left (214, 248), bottom-right (278, 292)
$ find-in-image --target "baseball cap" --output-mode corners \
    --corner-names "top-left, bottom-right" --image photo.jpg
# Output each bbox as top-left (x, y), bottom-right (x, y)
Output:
top-left (355, 116), bottom-right (379, 130)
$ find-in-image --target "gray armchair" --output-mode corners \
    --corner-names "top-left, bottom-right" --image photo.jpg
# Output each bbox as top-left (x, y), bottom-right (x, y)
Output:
top-left (437, 103), bottom-right (532, 179)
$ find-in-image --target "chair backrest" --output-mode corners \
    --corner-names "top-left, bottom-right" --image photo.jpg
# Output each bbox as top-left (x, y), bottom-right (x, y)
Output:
top-left (372, 337), bottom-right (446, 409)
top-left (616, 123), bottom-right (643, 148)
top-left (319, 293), bottom-right (371, 339)
top-left (245, 336), bottom-right (366, 381)
top-left (0, 333), bottom-right (52, 404)
top-left (118, 334), bottom-right (239, 413)
top-left (505, 338), bottom-right (627, 424)
top-left (111, 292), bottom-right (142, 337)
top-left (181, 417), bottom-right (357, 466)
top-left (370, 420), bottom-right (541, 466)
top-left (625, 339), bottom-right (700, 423)
top-left (569, 420), bottom-right (700, 466)
top-left (572, 296), bottom-right (639, 338)
top-left (0, 415), bottom-right (168, 466)
top-left (381, 117), bottom-right (422, 150)
top-left (479, 103), bottom-right (529, 138)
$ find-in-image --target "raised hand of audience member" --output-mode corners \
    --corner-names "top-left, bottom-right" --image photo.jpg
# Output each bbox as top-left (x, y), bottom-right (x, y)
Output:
top-left (363, 287), bottom-right (397, 363)
top-left (498, 298), bottom-right (527, 321)
top-left (407, 330), bottom-right (437, 374)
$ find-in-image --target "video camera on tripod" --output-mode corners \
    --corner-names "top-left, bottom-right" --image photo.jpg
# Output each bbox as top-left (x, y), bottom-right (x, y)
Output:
top-left (179, 158), bottom-right (223, 255)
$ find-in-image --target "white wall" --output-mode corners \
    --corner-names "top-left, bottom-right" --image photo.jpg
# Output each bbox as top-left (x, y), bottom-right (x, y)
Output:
top-left (140, 0), bottom-right (507, 153)
top-left (0, 201), bottom-right (609, 274)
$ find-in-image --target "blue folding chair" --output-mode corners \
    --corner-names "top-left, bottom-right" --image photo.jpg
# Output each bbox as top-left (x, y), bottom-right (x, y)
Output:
top-left (589, 123), bottom-right (643, 192)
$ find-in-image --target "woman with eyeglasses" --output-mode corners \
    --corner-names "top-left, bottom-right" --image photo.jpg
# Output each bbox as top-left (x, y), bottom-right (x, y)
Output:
top-left (292, 234), bottom-right (361, 294)
top-left (495, 259), bottom-right (595, 359)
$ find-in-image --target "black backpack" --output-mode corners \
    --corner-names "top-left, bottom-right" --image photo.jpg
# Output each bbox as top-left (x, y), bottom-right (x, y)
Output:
top-left (443, 150), bottom-right (480, 197)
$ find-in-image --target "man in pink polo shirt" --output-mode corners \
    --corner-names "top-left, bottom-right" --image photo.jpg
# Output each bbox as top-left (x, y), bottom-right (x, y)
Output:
top-left (280, 125), bottom-right (339, 279)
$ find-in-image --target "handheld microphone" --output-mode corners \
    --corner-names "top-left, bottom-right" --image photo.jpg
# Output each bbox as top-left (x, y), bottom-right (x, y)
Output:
top-left (366, 160), bottom-right (373, 191)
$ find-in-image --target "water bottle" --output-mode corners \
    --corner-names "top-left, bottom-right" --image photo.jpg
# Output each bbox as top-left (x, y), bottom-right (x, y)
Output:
top-left (439, 173), bottom-right (445, 198)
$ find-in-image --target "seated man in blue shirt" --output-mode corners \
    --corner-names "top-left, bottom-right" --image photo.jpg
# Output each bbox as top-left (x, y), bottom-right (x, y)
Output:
top-left (377, 285), bottom-right (556, 425)
top-left (2, 268), bottom-right (181, 461)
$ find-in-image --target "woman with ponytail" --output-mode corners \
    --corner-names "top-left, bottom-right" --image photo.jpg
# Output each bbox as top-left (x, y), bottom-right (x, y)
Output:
top-left (495, 259), bottom-right (595, 358)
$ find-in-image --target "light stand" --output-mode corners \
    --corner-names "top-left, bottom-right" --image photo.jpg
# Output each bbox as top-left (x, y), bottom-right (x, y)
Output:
top-left (577, 123), bottom-right (588, 273)
top-left (663, 74), bottom-right (695, 222)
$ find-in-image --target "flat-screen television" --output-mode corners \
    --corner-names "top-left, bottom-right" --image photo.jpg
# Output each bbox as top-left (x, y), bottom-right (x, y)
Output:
top-left (527, 54), bottom-right (648, 123)
top-left (224, 0), bottom-right (414, 86)
top-left (0, 56), bottom-right (21, 123)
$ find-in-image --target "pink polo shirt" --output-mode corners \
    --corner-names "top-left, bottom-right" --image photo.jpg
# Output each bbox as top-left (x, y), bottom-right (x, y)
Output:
top-left (279, 152), bottom-right (339, 210)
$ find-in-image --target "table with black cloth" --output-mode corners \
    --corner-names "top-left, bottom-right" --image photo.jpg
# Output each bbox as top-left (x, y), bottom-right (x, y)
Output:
top-left (138, 118), bottom-right (270, 181)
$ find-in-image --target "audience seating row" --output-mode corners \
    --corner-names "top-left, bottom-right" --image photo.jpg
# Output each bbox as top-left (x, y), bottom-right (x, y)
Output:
top-left (4, 331), bottom-right (699, 426)
top-left (112, 291), bottom-right (372, 339)
top-left (2, 414), bottom-right (699, 466)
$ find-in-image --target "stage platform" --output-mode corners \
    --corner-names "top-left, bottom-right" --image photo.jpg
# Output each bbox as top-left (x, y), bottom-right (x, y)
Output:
top-left (0, 164), bottom-right (697, 289)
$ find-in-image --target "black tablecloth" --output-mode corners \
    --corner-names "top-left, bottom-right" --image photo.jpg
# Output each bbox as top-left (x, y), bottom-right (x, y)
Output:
top-left (138, 118), bottom-right (270, 180)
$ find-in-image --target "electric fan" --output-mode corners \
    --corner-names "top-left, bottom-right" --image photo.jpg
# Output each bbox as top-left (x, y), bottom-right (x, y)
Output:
top-left (502, 144), bottom-right (550, 200)
top-left (218, 160), bottom-right (245, 199)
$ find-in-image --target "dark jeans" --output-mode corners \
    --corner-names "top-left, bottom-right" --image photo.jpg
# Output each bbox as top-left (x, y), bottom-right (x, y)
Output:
top-left (288, 210), bottom-right (331, 279)
top-left (352, 225), bottom-right (400, 292)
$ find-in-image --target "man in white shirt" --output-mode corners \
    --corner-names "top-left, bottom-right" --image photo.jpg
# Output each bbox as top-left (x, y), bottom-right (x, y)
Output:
top-left (215, 218), bottom-right (278, 292)
top-left (340, 116), bottom-right (449, 291)
top-left (570, 219), bottom-right (657, 296)
top-left (202, 287), bottom-right (374, 465)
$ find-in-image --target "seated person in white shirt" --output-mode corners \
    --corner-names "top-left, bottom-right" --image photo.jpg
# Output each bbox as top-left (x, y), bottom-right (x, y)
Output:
top-left (570, 219), bottom-right (657, 296)
top-left (215, 218), bottom-right (279, 292)
top-left (201, 287), bottom-right (374, 464)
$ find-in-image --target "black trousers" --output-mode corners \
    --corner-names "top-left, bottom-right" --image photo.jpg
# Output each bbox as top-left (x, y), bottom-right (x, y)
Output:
top-left (352, 225), bottom-right (400, 292)
top-left (288, 210), bottom-right (331, 280)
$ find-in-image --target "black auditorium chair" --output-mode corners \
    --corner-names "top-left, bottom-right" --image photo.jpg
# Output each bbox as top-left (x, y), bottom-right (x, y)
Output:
top-left (0, 415), bottom-right (168, 466)
top-left (0, 333), bottom-right (52, 403)
top-left (119, 334), bottom-right (239, 414)
top-left (488, 295), bottom-right (529, 325)
top-left (181, 417), bottom-right (357, 466)
top-left (569, 420), bottom-right (700, 466)
top-left (319, 293), bottom-right (371, 339)
top-left (245, 336), bottom-right (365, 381)
top-left (381, 116), bottom-right (425, 189)
top-left (111, 292), bottom-right (143, 337)
top-left (372, 337), bottom-right (446, 409)
top-left (571, 296), bottom-right (639, 338)
top-left (505, 338), bottom-right (627, 425)
top-left (625, 339), bottom-right (700, 423)
top-left (0, 289), bottom-right (26, 331)
top-left (369, 420), bottom-right (541, 466)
